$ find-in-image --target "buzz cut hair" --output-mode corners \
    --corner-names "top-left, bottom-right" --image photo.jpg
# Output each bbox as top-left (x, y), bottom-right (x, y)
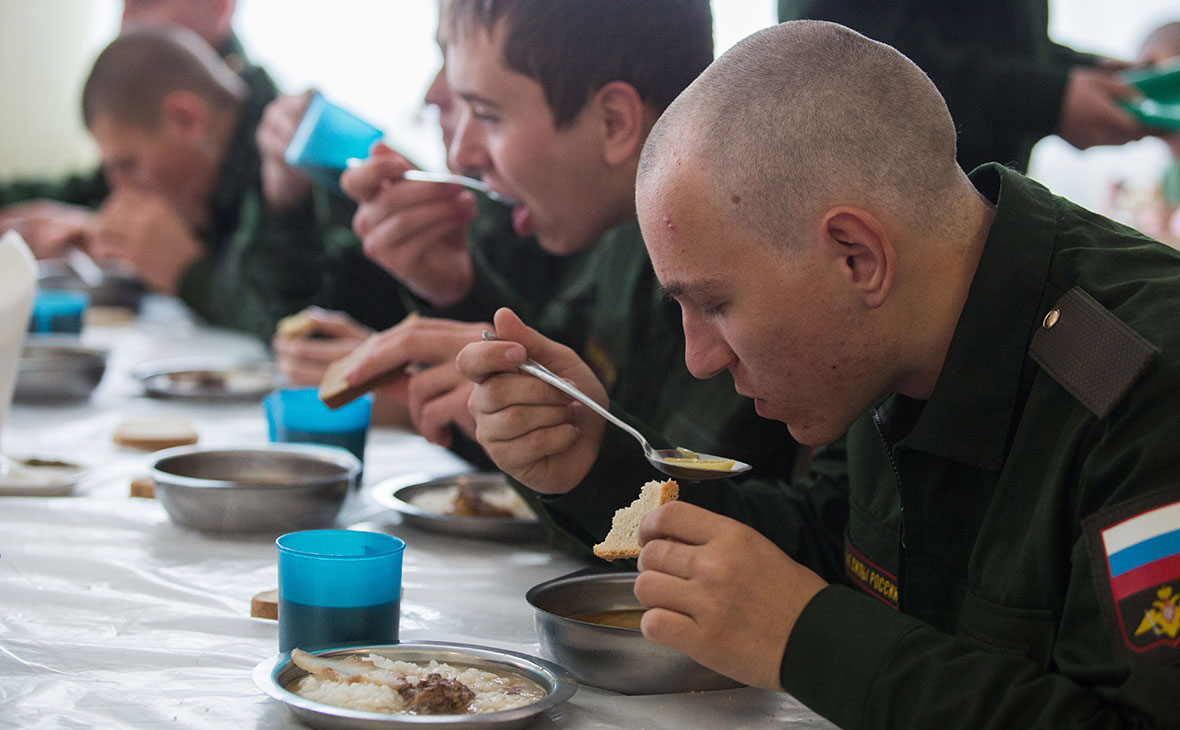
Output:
top-left (640, 20), bottom-right (965, 252)
top-left (82, 25), bottom-right (246, 129)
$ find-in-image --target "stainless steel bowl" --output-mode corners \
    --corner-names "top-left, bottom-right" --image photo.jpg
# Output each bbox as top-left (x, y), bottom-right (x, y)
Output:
top-left (253, 641), bottom-right (577, 730)
top-left (150, 444), bottom-right (359, 533)
top-left (526, 570), bottom-right (742, 695)
top-left (14, 339), bottom-right (108, 403)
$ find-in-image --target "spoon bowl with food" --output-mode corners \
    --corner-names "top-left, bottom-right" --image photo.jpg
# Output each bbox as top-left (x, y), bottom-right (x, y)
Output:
top-left (481, 331), bottom-right (751, 481)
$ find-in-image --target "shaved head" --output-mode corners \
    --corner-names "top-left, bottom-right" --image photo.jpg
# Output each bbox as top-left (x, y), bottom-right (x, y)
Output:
top-left (639, 20), bottom-right (968, 252)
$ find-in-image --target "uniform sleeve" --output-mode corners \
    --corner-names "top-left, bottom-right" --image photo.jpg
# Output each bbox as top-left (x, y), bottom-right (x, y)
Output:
top-left (178, 186), bottom-right (335, 341)
top-left (0, 167), bottom-right (109, 208)
top-left (781, 386), bottom-right (1180, 729)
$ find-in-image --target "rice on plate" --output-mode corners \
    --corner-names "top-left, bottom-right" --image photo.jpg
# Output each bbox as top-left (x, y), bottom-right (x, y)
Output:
top-left (288, 648), bottom-right (546, 715)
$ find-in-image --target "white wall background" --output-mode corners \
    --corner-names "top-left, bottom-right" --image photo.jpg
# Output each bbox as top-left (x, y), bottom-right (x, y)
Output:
top-left (0, 0), bottom-right (1175, 215)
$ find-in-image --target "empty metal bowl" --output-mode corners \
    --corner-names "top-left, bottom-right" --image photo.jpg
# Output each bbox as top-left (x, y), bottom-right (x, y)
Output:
top-left (150, 444), bottom-right (359, 533)
top-left (526, 570), bottom-right (742, 695)
top-left (14, 339), bottom-right (108, 402)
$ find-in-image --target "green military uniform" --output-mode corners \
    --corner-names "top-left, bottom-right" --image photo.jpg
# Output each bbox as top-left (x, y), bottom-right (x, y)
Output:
top-left (428, 218), bottom-right (801, 559)
top-left (515, 164), bottom-right (1180, 723)
top-left (772, 164), bottom-right (1180, 728)
top-left (778, 1), bottom-right (1095, 173)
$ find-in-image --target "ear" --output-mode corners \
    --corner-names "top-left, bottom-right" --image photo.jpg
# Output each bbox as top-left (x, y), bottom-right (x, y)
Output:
top-left (594, 81), bottom-right (646, 167)
top-left (821, 206), bottom-right (895, 309)
top-left (159, 90), bottom-right (211, 140)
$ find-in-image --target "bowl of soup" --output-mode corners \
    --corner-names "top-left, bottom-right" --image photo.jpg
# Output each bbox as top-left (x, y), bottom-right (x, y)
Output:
top-left (525, 570), bottom-right (741, 694)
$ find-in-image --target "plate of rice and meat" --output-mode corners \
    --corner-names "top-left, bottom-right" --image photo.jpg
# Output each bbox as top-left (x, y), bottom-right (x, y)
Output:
top-left (371, 473), bottom-right (545, 542)
top-left (254, 642), bottom-right (576, 729)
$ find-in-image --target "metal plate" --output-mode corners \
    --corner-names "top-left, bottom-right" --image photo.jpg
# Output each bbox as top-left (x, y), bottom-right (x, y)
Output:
top-left (371, 473), bottom-right (545, 542)
top-left (131, 357), bottom-right (279, 400)
top-left (0, 455), bottom-right (87, 497)
top-left (253, 641), bottom-right (577, 730)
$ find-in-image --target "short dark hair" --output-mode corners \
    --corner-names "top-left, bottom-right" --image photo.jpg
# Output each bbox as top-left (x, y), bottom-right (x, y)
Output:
top-left (448, 0), bottom-right (714, 127)
top-left (82, 25), bottom-right (246, 129)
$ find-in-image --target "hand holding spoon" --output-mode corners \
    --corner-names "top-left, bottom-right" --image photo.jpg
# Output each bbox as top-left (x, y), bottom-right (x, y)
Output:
top-left (481, 331), bottom-right (751, 481)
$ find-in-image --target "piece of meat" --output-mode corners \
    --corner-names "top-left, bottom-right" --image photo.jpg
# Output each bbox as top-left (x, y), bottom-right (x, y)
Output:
top-left (398, 672), bottom-right (475, 715)
top-left (447, 486), bottom-right (516, 518)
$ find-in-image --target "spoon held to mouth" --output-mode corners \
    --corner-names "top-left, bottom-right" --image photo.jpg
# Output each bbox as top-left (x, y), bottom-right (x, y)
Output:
top-left (481, 331), bottom-right (751, 481)
top-left (345, 159), bottom-right (517, 205)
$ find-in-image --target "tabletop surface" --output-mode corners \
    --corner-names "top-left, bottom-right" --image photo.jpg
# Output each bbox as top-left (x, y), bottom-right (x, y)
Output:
top-left (0, 298), bottom-right (834, 730)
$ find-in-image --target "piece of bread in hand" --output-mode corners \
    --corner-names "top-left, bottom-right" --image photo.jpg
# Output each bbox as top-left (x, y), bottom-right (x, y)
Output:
top-left (593, 479), bottom-right (679, 560)
top-left (275, 309), bottom-right (317, 339)
top-left (318, 334), bottom-right (389, 410)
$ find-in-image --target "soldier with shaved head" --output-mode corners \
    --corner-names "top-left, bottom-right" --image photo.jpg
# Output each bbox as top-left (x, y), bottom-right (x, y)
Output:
top-left (458, 20), bottom-right (1180, 728)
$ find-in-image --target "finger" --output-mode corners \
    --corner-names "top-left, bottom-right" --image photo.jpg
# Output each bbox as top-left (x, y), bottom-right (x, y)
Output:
top-left (353, 187), bottom-right (469, 241)
top-left (636, 501), bottom-right (721, 549)
top-left (491, 308), bottom-right (591, 380)
top-left (633, 569), bottom-right (699, 618)
top-left (412, 377), bottom-right (473, 446)
top-left (340, 153), bottom-right (414, 202)
top-left (456, 340), bottom-right (527, 385)
top-left (480, 421), bottom-right (583, 473)
top-left (473, 396), bottom-right (580, 444)
top-left (303, 308), bottom-right (373, 340)
top-left (639, 605), bottom-right (701, 658)
top-left (467, 370), bottom-right (575, 416)
top-left (347, 323), bottom-right (482, 386)
top-left (406, 362), bottom-right (464, 427)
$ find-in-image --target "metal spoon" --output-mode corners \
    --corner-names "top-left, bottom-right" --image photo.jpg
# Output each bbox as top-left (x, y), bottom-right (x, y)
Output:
top-left (344, 159), bottom-right (517, 205)
top-left (401, 170), bottom-right (517, 206)
top-left (481, 331), bottom-right (751, 481)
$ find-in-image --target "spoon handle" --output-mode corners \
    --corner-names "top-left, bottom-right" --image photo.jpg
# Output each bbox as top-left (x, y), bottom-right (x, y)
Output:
top-left (401, 169), bottom-right (489, 192)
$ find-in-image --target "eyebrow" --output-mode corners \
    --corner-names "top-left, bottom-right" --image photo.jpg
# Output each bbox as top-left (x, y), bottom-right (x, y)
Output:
top-left (458, 92), bottom-right (500, 109)
top-left (660, 278), bottom-right (726, 302)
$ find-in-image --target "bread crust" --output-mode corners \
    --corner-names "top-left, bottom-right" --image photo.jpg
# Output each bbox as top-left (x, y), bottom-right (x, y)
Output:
top-left (593, 479), bottom-right (679, 560)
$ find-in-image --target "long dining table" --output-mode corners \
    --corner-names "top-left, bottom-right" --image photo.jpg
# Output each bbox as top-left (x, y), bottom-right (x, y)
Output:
top-left (0, 296), bottom-right (835, 730)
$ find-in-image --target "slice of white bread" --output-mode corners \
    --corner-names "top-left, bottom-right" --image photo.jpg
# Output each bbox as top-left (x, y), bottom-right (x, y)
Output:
top-left (113, 415), bottom-right (198, 451)
top-left (593, 479), bottom-right (679, 561)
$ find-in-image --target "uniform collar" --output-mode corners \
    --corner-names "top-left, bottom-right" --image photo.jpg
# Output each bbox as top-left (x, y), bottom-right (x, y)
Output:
top-left (889, 163), bottom-right (1057, 470)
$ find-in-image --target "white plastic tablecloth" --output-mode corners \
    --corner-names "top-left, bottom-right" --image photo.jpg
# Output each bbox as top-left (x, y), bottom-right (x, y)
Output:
top-left (0, 300), bottom-right (835, 729)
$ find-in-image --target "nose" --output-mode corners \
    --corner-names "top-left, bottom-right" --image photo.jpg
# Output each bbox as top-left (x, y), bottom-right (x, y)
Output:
top-left (447, 106), bottom-right (490, 176)
top-left (681, 311), bottom-right (735, 380)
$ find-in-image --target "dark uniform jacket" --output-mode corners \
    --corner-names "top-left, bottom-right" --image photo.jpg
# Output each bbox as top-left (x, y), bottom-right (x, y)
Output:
top-left (775, 164), bottom-right (1180, 728)
top-left (778, 0), bottom-right (1095, 173)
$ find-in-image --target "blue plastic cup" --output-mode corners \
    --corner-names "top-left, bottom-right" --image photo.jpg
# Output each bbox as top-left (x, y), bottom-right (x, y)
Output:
top-left (276, 529), bottom-right (405, 653)
top-left (263, 387), bottom-right (372, 469)
top-left (27, 290), bottom-right (89, 334)
top-left (284, 92), bottom-right (384, 192)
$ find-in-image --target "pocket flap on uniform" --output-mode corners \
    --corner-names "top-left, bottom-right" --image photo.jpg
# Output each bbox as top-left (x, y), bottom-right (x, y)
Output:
top-left (955, 591), bottom-right (1057, 670)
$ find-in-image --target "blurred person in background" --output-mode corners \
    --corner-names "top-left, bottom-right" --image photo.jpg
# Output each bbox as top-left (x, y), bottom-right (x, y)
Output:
top-left (0, 0), bottom-right (276, 261)
top-left (778, 0), bottom-right (1156, 174)
top-left (80, 26), bottom-right (324, 338)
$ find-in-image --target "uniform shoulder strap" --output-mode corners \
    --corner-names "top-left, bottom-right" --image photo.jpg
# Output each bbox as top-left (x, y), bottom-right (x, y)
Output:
top-left (1029, 286), bottom-right (1158, 419)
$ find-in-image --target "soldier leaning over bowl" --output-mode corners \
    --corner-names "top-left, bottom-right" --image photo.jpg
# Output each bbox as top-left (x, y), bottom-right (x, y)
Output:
top-left (456, 21), bottom-right (1180, 730)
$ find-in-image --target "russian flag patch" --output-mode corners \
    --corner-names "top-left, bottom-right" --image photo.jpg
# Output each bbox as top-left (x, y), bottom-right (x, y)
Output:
top-left (1085, 489), bottom-right (1180, 662)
